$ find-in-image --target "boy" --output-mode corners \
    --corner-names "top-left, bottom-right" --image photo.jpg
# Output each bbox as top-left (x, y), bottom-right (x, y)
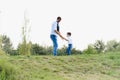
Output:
top-left (66, 32), bottom-right (72, 55)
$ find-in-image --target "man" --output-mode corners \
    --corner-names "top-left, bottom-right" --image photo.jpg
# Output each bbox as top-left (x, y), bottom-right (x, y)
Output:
top-left (50, 16), bottom-right (66, 56)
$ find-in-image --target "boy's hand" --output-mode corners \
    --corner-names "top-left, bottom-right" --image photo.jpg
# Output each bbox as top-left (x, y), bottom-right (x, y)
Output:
top-left (64, 38), bottom-right (68, 41)
top-left (62, 37), bottom-right (68, 41)
top-left (60, 36), bottom-right (67, 41)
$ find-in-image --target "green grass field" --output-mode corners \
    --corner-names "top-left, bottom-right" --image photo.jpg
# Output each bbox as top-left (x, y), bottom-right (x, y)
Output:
top-left (0, 52), bottom-right (120, 80)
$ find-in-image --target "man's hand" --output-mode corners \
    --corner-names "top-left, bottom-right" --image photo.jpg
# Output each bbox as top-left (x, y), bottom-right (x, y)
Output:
top-left (55, 30), bottom-right (67, 41)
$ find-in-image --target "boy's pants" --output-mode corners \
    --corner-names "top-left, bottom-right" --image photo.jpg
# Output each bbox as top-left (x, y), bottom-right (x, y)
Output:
top-left (67, 44), bottom-right (72, 55)
top-left (50, 35), bottom-right (58, 56)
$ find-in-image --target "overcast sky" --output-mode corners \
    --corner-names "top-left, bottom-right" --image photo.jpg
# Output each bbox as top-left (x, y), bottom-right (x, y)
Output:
top-left (0, 0), bottom-right (120, 50)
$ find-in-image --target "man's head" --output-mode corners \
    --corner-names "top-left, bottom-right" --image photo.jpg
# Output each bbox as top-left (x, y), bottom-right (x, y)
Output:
top-left (57, 16), bottom-right (61, 23)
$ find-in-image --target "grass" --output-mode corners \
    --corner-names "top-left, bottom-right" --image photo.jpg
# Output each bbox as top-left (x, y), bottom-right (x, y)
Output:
top-left (0, 52), bottom-right (120, 80)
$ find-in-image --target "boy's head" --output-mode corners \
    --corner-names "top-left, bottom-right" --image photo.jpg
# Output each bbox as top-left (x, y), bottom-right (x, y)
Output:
top-left (67, 32), bottom-right (71, 36)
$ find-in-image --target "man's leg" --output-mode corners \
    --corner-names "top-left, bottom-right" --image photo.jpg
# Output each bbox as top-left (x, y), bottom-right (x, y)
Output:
top-left (50, 35), bottom-right (58, 56)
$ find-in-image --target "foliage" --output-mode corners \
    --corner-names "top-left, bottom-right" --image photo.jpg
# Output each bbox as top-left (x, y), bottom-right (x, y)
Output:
top-left (1, 35), bottom-right (13, 55)
top-left (18, 42), bottom-right (31, 55)
top-left (115, 42), bottom-right (120, 51)
top-left (0, 52), bottom-right (120, 80)
top-left (18, 11), bottom-right (31, 56)
top-left (57, 45), bottom-right (67, 56)
top-left (106, 40), bottom-right (120, 52)
top-left (0, 35), bottom-right (6, 55)
top-left (31, 44), bottom-right (46, 55)
top-left (83, 45), bottom-right (97, 54)
top-left (71, 48), bottom-right (82, 55)
top-left (1, 31), bottom-right (120, 55)
top-left (44, 46), bottom-right (53, 55)
top-left (57, 46), bottom-right (82, 56)
top-left (30, 44), bottom-right (53, 55)
top-left (93, 40), bottom-right (105, 53)
top-left (11, 50), bottom-right (19, 55)
top-left (0, 58), bottom-right (17, 80)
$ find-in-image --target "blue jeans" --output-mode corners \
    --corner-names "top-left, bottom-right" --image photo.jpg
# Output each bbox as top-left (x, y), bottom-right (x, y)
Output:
top-left (66, 44), bottom-right (72, 55)
top-left (50, 35), bottom-right (58, 56)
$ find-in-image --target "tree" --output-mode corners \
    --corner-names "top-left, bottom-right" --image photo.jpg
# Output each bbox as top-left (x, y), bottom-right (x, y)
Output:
top-left (116, 42), bottom-right (120, 51)
top-left (0, 35), bottom-right (5, 55)
top-left (1, 35), bottom-right (13, 55)
top-left (106, 40), bottom-right (119, 52)
top-left (93, 40), bottom-right (105, 53)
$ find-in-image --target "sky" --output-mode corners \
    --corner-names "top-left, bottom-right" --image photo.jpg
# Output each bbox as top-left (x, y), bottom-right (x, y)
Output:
top-left (0, 0), bottom-right (120, 50)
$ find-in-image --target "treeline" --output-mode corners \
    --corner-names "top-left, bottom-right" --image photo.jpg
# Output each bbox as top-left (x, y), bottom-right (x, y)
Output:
top-left (0, 35), bottom-right (81, 56)
top-left (0, 35), bottom-right (120, 56)
top-left (83, 40), bottom-right (120, 54)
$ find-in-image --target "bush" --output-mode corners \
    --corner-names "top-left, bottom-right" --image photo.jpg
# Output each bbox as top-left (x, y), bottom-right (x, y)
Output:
top-left (57, 46), bottom-right (82, 56)
top-left (71, 48), bottom-right (82, 55)
top-left (106, 40), bottom-right (119, 52)
top-left (45, 46), bottom-right (53, 55)
top-left (0, 58), bottom-right (16, 80)
top-left (57, 46), bottom-right (67, 56)
top-left (83, 45), bottom-right (97, 54)
top-left (10, 50), bottom-right (19, 56)
top-left (31, 44), bottom-right (47, 55)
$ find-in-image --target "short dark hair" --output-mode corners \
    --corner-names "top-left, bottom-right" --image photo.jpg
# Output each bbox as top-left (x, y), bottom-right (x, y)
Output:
top-left (67, 32), bottom-right (71, 36)
top-left (57, 16), bottom-right (61, 20)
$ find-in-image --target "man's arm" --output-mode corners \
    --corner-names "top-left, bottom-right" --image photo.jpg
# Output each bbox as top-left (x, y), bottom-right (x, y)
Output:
top-left (55, 30), bottom-right (68, 41)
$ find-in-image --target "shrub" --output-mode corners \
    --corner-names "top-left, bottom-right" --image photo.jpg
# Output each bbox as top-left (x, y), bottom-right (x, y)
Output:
top-left (0, 58), bottom-right (16, 80)
top-left (83, 45), bottom-right (97, 54)
top-left (71, 48), bottom-right (82, 55)
top-left (57, 46), bottom-right (67, 56)
top-left (31, 44), bottom-right (47, 55)
top-left (106, 40), bottom-right (119, 52)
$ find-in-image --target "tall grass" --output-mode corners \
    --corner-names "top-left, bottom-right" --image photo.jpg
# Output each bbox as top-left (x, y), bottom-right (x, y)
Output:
top-left (0, 58), bottom-right (16, 80)
top-left (0, 52), bottom-right (120, 80)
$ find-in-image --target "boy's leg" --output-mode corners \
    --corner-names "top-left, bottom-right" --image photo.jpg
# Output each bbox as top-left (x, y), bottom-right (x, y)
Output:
top-left (67, 44), bottom-right (72, 55)
top-left (66, 47), bottom-right (69, 55)
top-left (50, 35), bottom-right (58, 56)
